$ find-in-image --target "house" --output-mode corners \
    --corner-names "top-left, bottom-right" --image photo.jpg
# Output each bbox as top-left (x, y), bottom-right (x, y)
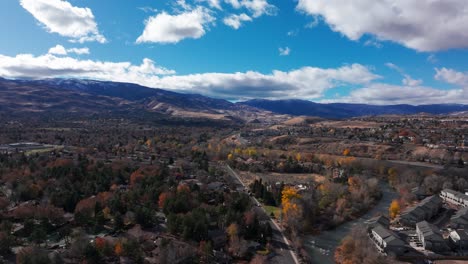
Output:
top-left (400, 195), bottom-right (442, 226)
top-left (416, 221), bottom-right (447, 252)
top-left (451, 207), bottom-right (468, 229)
top-left (365, 215), bottom-right (390, 230)
top-left (370, 225), bottom-right (406, 255)
top-left (449, 229), bottom-right (468, 250)
top-left (208, 229), bottom-right (227, 249)
top-left (440, 189), bottom-right (468, 207)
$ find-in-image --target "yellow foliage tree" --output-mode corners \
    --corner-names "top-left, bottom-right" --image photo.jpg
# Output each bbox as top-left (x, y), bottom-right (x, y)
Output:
top-left (343, 149), bottom-right (351, 156)
top-left (281, 187), bottom-right (302, 222)
top-left (295, 153), bottom-right (302, 162)
top-left (227, 153), bottom-right (234, 160)
top-left (388, 167), bottom-right (398, 187)
top-left (389, 199), bottom-right (400, 219)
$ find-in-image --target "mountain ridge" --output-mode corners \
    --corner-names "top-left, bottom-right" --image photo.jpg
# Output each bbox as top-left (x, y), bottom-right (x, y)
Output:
top-left (238, 99), bottom-right (468, 118)
top-left (2, 77), bottom-right (468, 119)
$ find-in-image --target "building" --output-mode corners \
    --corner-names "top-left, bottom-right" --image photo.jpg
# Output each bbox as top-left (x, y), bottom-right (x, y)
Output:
top-left (365, 215), bottom-right (390, 230)
top-left (370, 225), bottom-right (406, 255)
top-left (208, 229), bottom-right (227, 249)
top-left (449, 229), bottom-right (468, 250)
top-left (440, 189), bottom-right (468, 207)
top-left (400, 195), bottom-right (442, 226)
top-left (451, 207), bottom-right (468, 229)
top-left (416, 221), bottom-right (447, 252)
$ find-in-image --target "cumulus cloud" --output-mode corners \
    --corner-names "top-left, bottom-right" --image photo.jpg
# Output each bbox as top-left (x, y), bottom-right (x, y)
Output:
top-left (324, 83), bottom-right (467, 105)
top-left (0, 54), bottom-right (175, 82)
top-left (223, 13), bottom-right (252, 29)
top-left (435, 68), bottom-right (468, 86)
top-left (323, 67), bottom-right (468, 105)
top-left (296, 0), bottom-right (468, 51)
top-left (279, 47), bottom-right (291, 56)
top-left (48, 45), bottom-right (90, 56)
top-left (136, 7), bottom-right (215, 44)
top-left (48, 45), bottom-right (67, 55)
top-left (225, 0), bottom-right (277, 18)
top-left (0, 52), bottom-right (379, 100)
top-left (20, 0), bottom-right (106, 43)
top-left (150, 63), bottom-right (379, 100)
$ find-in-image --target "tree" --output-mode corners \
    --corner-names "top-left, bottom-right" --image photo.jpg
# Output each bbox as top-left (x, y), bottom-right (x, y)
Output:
top-left (335, 227), bottom-right (390, 264)
top-left (388, 167), bottom-right (398, 187)
top-left (281, 187), bottom-right (303, 233)
top-left (343, 149), bottom-right (351, 156)
top-left (389, 199), bottom-right (400, 219)
top-left (16, 247), bottom-right (50, 264)
top-left (158, 192), bottom-right (171, 209)
top-left (227, 223), bottom-right (240, 256)
top-left (295, 153), bottom-right (302, 162)
top-left (114, 241), bottom-right (123, 256)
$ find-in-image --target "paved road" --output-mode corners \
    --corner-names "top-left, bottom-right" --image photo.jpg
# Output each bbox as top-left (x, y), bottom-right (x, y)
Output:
top-left (224, 164), bottom-right (301, 264)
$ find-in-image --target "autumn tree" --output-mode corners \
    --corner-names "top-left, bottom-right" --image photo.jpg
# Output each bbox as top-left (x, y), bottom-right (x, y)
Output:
top-left (114, 241), bottom-right (123, 256)
top-left (281, 187), bottom-right (303, 232)
top-left (158, 192), bottom-right (171, 209)
top-left (335, 227), bottom-right (390, 264)
top-left (343, 149), bottom-right (351, 156)
top-left (227, 223), bottom-right (240, 256)
top-left (389, 199), bottom-right (400, 219)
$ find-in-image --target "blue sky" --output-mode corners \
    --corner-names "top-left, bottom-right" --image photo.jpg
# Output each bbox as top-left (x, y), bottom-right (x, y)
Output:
top-left (1, 0), bottom-right (468, 105)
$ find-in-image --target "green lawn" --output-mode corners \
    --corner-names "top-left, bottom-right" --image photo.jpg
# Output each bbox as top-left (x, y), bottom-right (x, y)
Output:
top-left (264, 205), bottom-right (281, 219)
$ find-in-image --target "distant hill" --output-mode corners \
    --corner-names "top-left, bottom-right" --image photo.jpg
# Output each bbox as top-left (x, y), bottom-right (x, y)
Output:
top-left (0, 78), bottom-right (277, 123)
top-left (2, 77), bottom-right (468, 121)
top-left (239, 99), bottom-right (468, 119)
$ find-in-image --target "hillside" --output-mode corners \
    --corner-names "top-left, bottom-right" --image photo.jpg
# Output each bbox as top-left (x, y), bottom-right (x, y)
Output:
top-left (240, 99), bottom-right (468, 118)
top-left (0, 78), bottom-right (285, 123)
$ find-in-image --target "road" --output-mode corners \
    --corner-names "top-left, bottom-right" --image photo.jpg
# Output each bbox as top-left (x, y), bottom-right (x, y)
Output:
top-left (224, 164), bottom-right (301, 264)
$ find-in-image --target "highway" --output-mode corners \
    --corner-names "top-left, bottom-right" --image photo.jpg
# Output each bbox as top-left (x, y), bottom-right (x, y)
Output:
top-left (224, 164), bottom-right (301, 264)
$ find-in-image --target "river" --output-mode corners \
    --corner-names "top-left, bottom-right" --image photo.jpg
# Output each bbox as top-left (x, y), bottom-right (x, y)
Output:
top-left (303, 183), bottom-right (398, 264)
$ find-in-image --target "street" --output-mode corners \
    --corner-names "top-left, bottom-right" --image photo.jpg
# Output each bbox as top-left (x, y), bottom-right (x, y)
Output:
top-left (224, 164), bottom-right (301, 264)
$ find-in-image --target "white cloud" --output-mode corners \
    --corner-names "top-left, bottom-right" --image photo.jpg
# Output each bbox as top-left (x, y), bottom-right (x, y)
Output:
top-left (385, 62), bottom-right (422, 87)
top-left (67, 48), bottom-right (90, 55)
top-left (324, 83), bottom-right (467, 105)
top-left (364, 39), bottom-right (383, 49)
top-left (20, 0), bottom-right (106, 43)
top-left (48, 45), bottom-right (90, 56)
top-left (287, 29), bottom-right (299, 37)
top-left (0, 52), bottom-right (378, 101)
top-left (296, 0), bottom-right (468, 52)
top-left (279, 47), bottom-right (291, 56)
top-left (0, 54), bottom-right (175, 82)
top-left (150, 64), bottom-right (380, 100)
top-left (435, 68), bottom-right (468, 86)
top-left (48, 45), bottom-right (67, 55)
top-left (225, 0), bottom-right (277, 18)
top-left (136, 7), bottom-right (215, 44)
top-left (427, 54), bottom-right (437, 64)
top-left (223, 13), bottom-right (252, 29)
top-left (323, 67), bottom-right (468, 105)
top-left (197, 0), bottom-right (222, 10)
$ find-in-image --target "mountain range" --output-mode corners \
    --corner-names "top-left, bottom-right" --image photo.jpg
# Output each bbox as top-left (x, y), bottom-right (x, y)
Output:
top-left (1, 77), bottom-right (468, 120)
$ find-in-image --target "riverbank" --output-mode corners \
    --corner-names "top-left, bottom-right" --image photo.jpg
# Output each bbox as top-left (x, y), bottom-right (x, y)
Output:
top-left (303, 182), bottom-right (398, 264)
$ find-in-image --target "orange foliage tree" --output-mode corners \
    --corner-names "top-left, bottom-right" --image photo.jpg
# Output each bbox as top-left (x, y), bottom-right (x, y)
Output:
top-left (389, 199), bottom-right (401, 219)
top-left (343, 149), bottom-right (351, 156)
top-left (158, 192), bottom-right (171, 209)
top-left (114, 241), bottom-right (123, 256)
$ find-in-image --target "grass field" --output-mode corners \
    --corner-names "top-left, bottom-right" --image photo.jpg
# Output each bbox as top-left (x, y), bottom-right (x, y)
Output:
top-left (264, 205), bottom-right (281, 219)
